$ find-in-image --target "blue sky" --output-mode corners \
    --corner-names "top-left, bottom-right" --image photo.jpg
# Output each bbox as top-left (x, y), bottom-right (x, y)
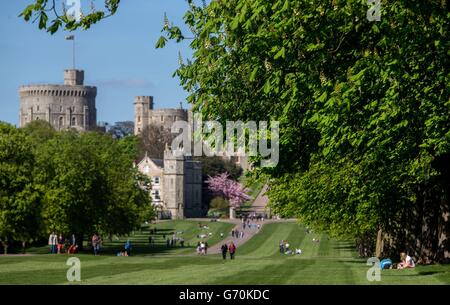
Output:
top-left (0, 0), bottom-right (194, 126)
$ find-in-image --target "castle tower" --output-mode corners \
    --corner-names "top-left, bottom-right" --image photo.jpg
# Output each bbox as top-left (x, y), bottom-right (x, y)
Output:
top-left (163, 146), bottom-right (185, 219)
top-left (19, 69), bottom-right (97, 130)
top-left (134, 96), bottom-right (153, 135)
top-left (64, 69), bottom-right (84, 85)
top-left (134, 96), bottom-right (188, 135)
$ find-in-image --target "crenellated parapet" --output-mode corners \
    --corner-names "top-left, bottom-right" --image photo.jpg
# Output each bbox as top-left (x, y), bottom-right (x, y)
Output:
top-left (19, 85), bottom-right (96, 98)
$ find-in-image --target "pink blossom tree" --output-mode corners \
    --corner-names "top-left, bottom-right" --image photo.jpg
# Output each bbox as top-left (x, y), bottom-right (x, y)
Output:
top-left (206, 173), bottom-right (251, 218)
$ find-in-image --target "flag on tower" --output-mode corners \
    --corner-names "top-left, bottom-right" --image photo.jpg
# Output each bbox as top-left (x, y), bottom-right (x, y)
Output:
top-left (65, 35), bottom-right (75, 40)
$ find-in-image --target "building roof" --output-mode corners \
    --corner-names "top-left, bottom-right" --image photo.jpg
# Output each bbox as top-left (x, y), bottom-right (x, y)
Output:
top-left (150, 158), bottom-right (164, 169)
top-left (137, 152), bottom-right (164, 170)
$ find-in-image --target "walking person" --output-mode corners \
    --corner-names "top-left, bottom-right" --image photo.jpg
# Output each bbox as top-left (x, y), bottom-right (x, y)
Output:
top-left (279, 240), bottom-right (285, 253)
top-left (92, 233), bottom-right (100, 256)
top-left (229, 241), bottom-right (236, 260)
top-left (221, 243), bottom-right (228, 260)
top-left (204, 241), bottom-right (208, 255)
top-left (67, 234), bottom-right (77, 254)
top-left (48, 232), bottom-right (57, 254)
top-left (57, 234), bottom-right (65, 254)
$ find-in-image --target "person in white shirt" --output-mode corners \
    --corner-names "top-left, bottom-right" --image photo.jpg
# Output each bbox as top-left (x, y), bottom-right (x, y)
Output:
top-left (48, 232), bottom-right (57, 254)
top-left (398, 252), bottom-right (415, 269)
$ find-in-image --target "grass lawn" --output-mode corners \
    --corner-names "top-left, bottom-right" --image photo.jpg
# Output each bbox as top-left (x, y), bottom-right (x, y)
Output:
top-left (1, 221), bottom-right (449, 284)
top-left (239, 176), bottom-right (264, 208)
top-left (26, 220), bottom-right (235, 256)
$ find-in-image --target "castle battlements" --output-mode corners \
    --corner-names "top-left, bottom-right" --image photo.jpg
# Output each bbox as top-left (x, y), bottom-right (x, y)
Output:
top-left (134, 96), bottom-right (188, 135)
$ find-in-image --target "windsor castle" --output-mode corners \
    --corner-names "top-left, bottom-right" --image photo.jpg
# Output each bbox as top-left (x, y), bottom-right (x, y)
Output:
top-left (19, 68), bottom-right (203, 219)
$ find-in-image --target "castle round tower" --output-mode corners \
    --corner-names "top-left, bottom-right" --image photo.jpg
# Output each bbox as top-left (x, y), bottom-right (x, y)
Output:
top-left (19, 69), bottom-right (97, 131)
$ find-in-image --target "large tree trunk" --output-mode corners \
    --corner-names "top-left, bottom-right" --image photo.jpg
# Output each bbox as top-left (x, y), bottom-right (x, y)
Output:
top-left (375, 229), bottom-right (383, 258)
top-left (229, 207), bottom-right (236, 219)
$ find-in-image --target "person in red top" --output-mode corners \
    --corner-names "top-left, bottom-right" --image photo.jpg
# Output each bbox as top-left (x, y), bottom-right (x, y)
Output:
top-left (229, 241), bottom-right (236, 260)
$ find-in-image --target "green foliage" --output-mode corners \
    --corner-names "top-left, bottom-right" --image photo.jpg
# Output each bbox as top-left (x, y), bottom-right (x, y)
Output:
top-left (0, 122), bottom-right (41, 253)
top-left (196, 156), bottom-right (243, 181)
top-left (209, 197), bottom-right (229, 209)
top-left (0, 123), bottom-right (153, 252)
top-left (22, 120), bottom-right (56, 148)
top-left (19, 0), bottom-right (121, 33)
top-left (34, 131), bottom-right (153, 237)
top-left (158, 0), bottom-right (450, 258)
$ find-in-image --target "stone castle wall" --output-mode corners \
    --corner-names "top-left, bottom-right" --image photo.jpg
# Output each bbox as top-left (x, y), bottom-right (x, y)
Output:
top-left (19, 70), bottom-right (97, 131)
top-left (134, 96), bottom-right (188, 135)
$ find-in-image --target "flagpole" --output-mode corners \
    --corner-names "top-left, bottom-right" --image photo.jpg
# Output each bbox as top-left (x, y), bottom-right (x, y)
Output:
top-left (66, 35), bottom-right (76, 69)
top-left (73, 37), bottom-right (75, 69)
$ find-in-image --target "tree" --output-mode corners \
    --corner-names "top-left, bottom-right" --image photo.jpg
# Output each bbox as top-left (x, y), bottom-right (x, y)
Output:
top-left (0, 122), bottom-right (41, 254)
top-left (19, 0), bottom-right (121, 33)
top-left (34, 130), bottom-right (153, 249)
top-left (22, 120), bottom-right (56, 147)
top-left (206, 173), bottom-right (250, 209)
top-left (195, 155), bottom-right (243, 211)
top-left (196, 156), bottom-right (242, 181)
top-left (156, 0), bottom-right (449, 259)
top-left (138, 124), bottom-right (174, 159)
top-left (117, 135), bottom-right (141, 161)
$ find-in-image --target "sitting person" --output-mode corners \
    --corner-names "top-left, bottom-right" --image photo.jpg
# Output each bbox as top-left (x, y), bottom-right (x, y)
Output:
top-left (398, 252), bottom-right (415, 269)
top-left (284, 242), bottom-right (290, 251)
top-left (295, 248), bottom-right (302, 255)
top-left (67, 244), bottom-right (78, 254)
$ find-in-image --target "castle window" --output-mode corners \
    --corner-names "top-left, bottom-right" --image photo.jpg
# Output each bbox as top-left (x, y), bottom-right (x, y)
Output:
top-left (60, 106), bottom-right (63, 112)
top-left (138, 116), bottom-right (141, 123)
top-left (71, 117), bottom-right (76, 126)
top-left (161, 115), bottom-right (164, 122)
top-left (154, 190), bottom-right (160, 200)
top-left (138, 128), bottom-right (141, 132)
top-left (59, 117), bottom-right (64, 127)
top-left (153, 177), bottom-right (160, 185)
top-left (35, 117), bottom-right (39, 120)
top-left (37, 105), bottom-right (39, 111)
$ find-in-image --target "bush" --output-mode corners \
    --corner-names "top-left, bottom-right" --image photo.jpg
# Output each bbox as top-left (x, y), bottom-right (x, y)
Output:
top-left (209, 197), bottom-right (229, 209)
